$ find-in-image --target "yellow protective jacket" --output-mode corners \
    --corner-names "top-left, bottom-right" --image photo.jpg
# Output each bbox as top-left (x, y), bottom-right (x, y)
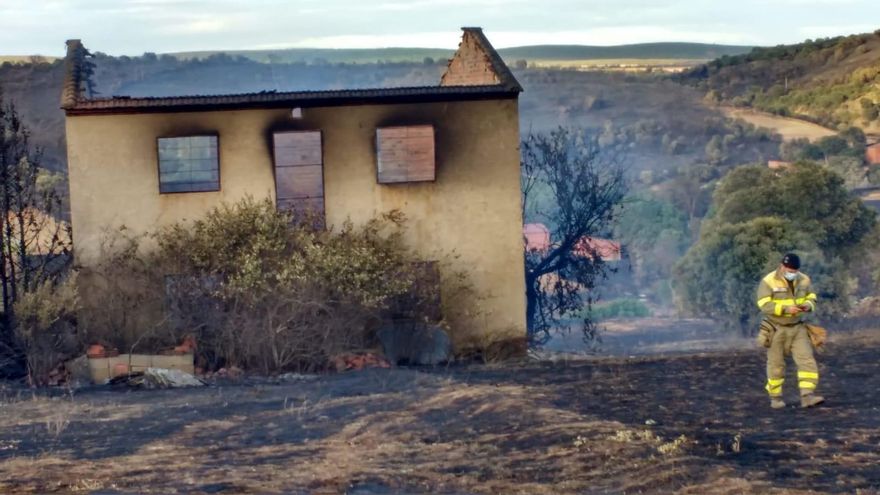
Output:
top-left (756, 268), bottom-right (817, 326)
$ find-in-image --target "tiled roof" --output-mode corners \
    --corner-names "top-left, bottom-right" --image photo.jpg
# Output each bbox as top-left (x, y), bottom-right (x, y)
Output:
top-left (61, 28), bottom-right (521, 116)
top-left (64, 85), bottom-right (518, 115)
top-left (523, 223), bottom-right (622, 261)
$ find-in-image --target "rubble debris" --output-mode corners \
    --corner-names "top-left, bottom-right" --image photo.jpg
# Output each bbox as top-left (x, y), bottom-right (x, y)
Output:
top-left (64, 355), bottom-right (92, 385)
top-left (110, 368), bottom-right (206, 389)
top-left (276, 373), bottom-right (320, 382)
top-left (87, 353), bottom-right (194, 383)
top-left (161, 335), bottom-right (197, 355)
top-left (377, 320), bottom-right (452, 365)
top-left (331, 352), bottom-right (392, 372)
top-left (86, 344), bottom-right (119, 359)
top-left (46, 362), bottom-right (70, 387)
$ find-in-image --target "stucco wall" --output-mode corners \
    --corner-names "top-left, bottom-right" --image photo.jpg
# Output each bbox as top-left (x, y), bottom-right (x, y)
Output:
top-left (65, 98), bottom-right (526, 345)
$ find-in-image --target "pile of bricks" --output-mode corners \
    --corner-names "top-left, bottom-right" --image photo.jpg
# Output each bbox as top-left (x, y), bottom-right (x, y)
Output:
top-left (331, 352), bottom-right (391, 372)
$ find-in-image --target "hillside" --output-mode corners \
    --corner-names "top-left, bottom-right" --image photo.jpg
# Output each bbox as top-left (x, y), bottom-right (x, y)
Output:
top-left (501, 42), bottom-right (752, 61)
top-left (680, 30), bottom-right (880, 131)
top-left (170, 42), bottom-right (752, 65)
top-left (0, 56), bottom-right (59, 64)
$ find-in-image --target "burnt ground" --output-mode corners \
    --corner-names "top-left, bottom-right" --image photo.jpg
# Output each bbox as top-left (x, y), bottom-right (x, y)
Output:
top-left (0, 330), bottom-right (879, 494)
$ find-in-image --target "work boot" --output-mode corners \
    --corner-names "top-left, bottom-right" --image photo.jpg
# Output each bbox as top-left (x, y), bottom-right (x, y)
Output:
top-left (801, 394), bottom-right (825, 408)
top-left (770, 397), bottom-right (786, 409)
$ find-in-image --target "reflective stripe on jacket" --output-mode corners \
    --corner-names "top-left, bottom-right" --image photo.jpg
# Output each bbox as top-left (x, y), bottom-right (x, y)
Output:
top-left (755, 269), bottom-right (817, 326)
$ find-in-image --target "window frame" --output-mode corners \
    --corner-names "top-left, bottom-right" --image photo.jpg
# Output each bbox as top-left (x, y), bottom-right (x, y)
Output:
top-left (375, 125), bottom-right (436, 184)
top-left (272, 129), bottom-right (326, 228)
top-left (156, 133), bottom-right (221, 194)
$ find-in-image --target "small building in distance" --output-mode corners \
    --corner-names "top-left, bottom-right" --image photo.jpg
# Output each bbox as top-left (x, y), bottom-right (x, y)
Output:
top-left (768, 160), bottom-right (793, 170)
top-left (866, 141), bottom-right (880, 165)
top-left (523, 223), bottom-right (622, 262)
top-left (523, 223), bottom-right (550, 252)
top-left (574, 237), bottom-right (623, 262)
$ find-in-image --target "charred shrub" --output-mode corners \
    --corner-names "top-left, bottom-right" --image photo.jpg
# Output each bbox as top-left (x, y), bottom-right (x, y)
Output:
top-left (84, 197), bottom-right (438, 373)
top-left (12, 275), bottom-right (80, 385)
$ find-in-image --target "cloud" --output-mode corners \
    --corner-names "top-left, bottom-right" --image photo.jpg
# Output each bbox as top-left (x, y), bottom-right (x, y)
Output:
top-left (0, 0), bottom-right (878, 55)
top-left (159, 18), bottom-right (232, 35)
top-left (283, 31), bottom-right (462, 49)
top-left (281, 27), bottom-right (755, 50)
top-left (485, 27), bottom-right (756, 47)
top-left (798, 24), bottom-right (880, 39)
top-left (374, 0), bottom-right (526, 10)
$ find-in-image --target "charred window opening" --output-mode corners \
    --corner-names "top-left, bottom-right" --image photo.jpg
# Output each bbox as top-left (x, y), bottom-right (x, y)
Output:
top-left (157, 135), bottom-right (220, 193)
top-left (376, 125), bottom-right (436, 184)
top-left (272, 130), bottom-right (325, 227)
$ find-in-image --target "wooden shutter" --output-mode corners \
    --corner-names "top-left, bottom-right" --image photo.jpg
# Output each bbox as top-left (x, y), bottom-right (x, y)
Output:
top-left (273, 131), bottom-right (325, 226)
top-left (376, 125), bottom-right (435, 183)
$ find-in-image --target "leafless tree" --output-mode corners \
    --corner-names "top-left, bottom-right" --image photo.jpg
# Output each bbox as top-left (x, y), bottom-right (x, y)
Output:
top-left (0, 95), bottom-right (72, 346)
top-left (522, 127), bottom-right (627, 345)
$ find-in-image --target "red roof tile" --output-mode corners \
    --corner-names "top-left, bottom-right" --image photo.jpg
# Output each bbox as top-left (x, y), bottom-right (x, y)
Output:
top-left (523, 223), bottom-right (550, 251)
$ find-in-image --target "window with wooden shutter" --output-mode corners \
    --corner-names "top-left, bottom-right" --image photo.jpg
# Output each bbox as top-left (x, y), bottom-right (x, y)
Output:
top-left (272, 131), bottom-right (325, 226)
top-left (157, 135), bottom-right (220, 193)
top-left (376, 125), bottom-right (435, 184)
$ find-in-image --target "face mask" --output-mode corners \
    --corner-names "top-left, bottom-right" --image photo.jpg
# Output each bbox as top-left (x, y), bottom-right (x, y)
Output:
top-left (783, 271), bottom-right (798, 281)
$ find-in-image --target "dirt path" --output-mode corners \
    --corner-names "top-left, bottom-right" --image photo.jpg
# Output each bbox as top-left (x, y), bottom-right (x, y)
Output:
top-left (1, 331), bottom-right (879, 494)
top-left (720, 107), bottom-right (837, 142)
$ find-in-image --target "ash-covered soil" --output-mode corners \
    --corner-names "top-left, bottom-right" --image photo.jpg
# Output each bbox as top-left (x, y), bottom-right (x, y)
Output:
top-left (1, 330), bottom-right (878, 494)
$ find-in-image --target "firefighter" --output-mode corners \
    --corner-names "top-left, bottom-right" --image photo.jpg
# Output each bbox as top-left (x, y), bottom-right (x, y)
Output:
top-left (755, 253), bottom-right (824, 409)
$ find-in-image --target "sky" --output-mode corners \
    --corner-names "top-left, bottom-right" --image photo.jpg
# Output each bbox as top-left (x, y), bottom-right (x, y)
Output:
top-left (1, 0), bottom-right (879, 56)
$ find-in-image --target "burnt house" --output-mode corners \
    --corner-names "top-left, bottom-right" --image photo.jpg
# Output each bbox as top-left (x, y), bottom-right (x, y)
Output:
top-left (61, 28), bottom-right (527, 347)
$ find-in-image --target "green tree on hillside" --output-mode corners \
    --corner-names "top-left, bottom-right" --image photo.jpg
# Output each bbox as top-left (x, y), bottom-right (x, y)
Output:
top-left (674, 217), bottom-right (805, 331)
top-left (674, 162), bottom-right (876, 333)
top-left (614, 194), bottom-right (689, 294)
top-left (679, 32), bottom-right (880, 129)
top-left (861, 98), bottom-right (879, 121)
top-left (709, 163), bottom-right (874, 254)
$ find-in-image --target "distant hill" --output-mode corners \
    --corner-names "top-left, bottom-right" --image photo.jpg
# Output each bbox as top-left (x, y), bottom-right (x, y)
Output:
top-left (169, 42), bottom-right (753, 65)
top-left (680, 30), bottom-right (880, 131)
top-left (0, 55), bottom-right (59, 64)
top-left (500, 43), bottom-right (752, 61)
top-left (169, 48), bottom-right (454, 65)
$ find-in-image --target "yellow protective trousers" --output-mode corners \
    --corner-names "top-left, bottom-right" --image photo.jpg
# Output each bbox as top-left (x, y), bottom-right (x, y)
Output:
top-left (766, 323), bottom-right (819, 397)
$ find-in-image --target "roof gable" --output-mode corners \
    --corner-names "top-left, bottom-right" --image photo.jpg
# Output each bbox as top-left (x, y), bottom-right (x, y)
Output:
top-left (441, 28), bottom-right (522, 92)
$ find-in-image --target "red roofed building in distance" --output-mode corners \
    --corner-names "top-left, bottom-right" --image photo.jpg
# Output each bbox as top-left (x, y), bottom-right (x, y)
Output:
top-left (574, 237), bottom-right (622, 262)
top-left (523, 223), bottom-right (622, 261)
top-left (768, 160), bottom-right (793, 170)
top-left (866, 142), bottom-right (880, 165)
top-left (523, 223), bottom-right (550, 252)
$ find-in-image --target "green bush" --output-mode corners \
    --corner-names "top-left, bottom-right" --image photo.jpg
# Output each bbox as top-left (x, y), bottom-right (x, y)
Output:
top-left (674, 162), bottom-right (875, 333)
top-left (580, 299), bottom-right (652, 321)
top-left (12, 275), bottom-right (80, 385)
top-left (81, 197), bottom-right (443, 374)
top-left (867, 166), bottom-right (880, 185)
